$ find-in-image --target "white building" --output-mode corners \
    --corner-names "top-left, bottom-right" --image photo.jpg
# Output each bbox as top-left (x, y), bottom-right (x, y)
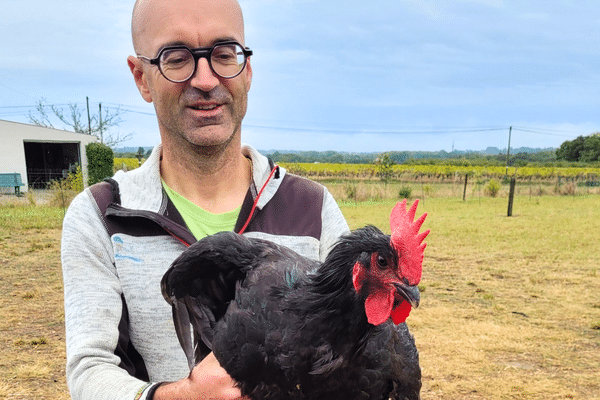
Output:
top-left (0, 119), bottom-right (99, 191)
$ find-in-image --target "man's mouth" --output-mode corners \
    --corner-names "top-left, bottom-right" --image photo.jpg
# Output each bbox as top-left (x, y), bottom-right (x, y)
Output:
top-left (189, 103), bottom-right (220, 111)
top-left (186, 103), bottom-right (225, 120)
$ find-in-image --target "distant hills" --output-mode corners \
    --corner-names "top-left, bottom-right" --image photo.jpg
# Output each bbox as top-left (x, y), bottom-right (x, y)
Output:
top-left (114, 146), bottom-right (557, 164)
top-left (258, 147), bottom-right (557, 164)
top-left (260, 146), bottom-right (555, 157)
top-left (113, 146), bottom-right (155, 154)
top-left (483, 146), bottom-right (555, 155)
top-left (115, 146), bottom-right (554, 154)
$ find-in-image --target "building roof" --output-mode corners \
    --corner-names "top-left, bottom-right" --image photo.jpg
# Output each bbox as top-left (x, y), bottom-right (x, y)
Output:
top-left (0, 119), bottom-right (101, 141)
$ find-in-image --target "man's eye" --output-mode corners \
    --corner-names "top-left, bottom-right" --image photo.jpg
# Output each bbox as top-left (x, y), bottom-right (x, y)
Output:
top-left (215, 53), bottom-right (234, 60)
top-left (161, 50), bottom-right (191, 66)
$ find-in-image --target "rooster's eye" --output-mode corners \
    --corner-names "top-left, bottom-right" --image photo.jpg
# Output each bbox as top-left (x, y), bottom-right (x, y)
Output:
top-left (376, 255), bottom-right (388, 269)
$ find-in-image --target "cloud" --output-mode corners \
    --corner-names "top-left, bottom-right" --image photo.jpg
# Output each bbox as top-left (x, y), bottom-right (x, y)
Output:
top-left (2, 0), bottom-right (598, 152)
top-left (1, 0), bottom-right (132, 71)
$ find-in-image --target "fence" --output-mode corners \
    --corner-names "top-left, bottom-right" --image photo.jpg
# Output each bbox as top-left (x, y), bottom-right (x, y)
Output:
top-left (26, 168), bottom-right (70, 189)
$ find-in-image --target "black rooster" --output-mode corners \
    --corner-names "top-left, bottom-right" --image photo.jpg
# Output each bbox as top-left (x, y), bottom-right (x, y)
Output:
top-left (161, 199), bottom-right (429, 400)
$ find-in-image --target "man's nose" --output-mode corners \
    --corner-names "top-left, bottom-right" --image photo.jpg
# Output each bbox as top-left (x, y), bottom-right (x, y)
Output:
top-left (189, 57), bottom-right (220, 91)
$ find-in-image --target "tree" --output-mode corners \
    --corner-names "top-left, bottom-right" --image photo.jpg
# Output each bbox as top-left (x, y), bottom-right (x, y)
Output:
top-left (136, 147), bottom-right (145, 165)
top-left (28, 98), bottom-right (132, 147)
top-left (556, 134), bottom-right (600, 162)
top-left (556, 136), bottom-right (585, 161)
top-left (375, 153), bottom-right (395, 184)
top-left (580, 134), bottom-right (600, 162)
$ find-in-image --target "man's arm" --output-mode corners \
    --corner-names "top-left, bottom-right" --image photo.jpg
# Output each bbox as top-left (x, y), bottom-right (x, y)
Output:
top-left (62, 191), bottom-right (151, 399)
top-left (62, 191), bottom-right (245, 400)
top-left (319, 187), bottom-right (350, 261)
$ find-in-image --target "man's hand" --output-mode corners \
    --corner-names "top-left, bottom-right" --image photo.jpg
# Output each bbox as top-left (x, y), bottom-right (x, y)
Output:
top-left (153, 352), bottom-right (247, 400)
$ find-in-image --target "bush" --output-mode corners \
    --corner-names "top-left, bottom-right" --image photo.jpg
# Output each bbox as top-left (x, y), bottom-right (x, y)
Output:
top-left (422, 184), bottom-right (433, 197)
top-left (47, 166), bottom-right (84, 208)
top-left (485, 179), bottom-right (501, 197)
top-left (398, 185), bottom-right (413, 199)
top-left (47, 181), bottom-right (77, 209)
top-left (86, 143), bottom-right (114, 185)
top-left (344, 183), bottom-right (357, 200)
top-left (67, 164), bottom-right (84, 192)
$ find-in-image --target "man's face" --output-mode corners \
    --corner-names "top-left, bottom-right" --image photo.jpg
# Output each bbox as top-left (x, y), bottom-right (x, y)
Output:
top-left (130, 0), bottom-right (252, 149)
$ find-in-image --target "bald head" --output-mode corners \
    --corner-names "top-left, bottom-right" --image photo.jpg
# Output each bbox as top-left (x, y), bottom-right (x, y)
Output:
top-left (131, 0), bottom-right (245, 55)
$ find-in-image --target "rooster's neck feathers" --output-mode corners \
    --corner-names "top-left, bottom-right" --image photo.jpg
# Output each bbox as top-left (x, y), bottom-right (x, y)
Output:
top-left (303, 226), bottom-right (394, 314)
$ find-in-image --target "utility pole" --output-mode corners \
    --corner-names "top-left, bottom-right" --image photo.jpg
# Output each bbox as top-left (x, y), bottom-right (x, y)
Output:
top-left (505, 126), bottom-right (512, 176)
top-left (99, 103), bottom-right (103, 144)
top-left (86, 97), bottom-right (92, 135)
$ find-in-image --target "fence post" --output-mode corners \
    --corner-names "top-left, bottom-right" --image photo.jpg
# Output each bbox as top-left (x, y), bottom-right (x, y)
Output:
top-left (507, 177), bottom-right (516, 217)
top-left (463, 174), bottom-right (468, 201)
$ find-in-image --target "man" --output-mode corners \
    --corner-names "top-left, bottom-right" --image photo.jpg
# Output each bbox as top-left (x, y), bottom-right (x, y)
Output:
top-left (61, 0), bottom-right (349, 399)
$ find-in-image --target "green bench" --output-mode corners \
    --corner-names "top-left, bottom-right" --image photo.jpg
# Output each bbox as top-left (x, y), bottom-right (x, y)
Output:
top-left (0, 173), bottom-right (25, 196)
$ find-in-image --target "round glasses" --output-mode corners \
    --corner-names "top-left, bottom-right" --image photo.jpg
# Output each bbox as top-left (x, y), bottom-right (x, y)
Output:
top-left (138, 41), bottom-right (253, 83)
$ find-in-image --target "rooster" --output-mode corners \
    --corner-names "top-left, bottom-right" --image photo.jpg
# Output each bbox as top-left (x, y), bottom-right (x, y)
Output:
top-left (161, 199), bottom-right (429, 400)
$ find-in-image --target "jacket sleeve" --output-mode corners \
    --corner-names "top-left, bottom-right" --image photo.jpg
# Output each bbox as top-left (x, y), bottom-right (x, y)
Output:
top-left (61, 190), bottom-right (154, 400)
top-left (319, 187), bottom-right (350, 261)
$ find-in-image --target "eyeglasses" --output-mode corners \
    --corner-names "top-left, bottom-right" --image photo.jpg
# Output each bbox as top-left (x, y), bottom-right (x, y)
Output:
top-left (138, 41), bottom-right (253, 83)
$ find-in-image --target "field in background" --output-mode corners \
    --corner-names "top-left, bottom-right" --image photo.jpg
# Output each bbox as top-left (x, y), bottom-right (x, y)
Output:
top-left (1, 191), bottom-right (599, 399)
top-left (281, 162), bottom-right (600, 181)
top-left (111, 158), bottom-right (600, 202)
top-left (341, 196), bottom-right (600, 399)
top-left (281, 161), bottom-right (600, 202)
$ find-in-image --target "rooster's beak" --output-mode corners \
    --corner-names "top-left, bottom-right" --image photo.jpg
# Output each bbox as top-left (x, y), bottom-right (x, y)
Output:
top-left (393, 282), bottom-right (420, 308)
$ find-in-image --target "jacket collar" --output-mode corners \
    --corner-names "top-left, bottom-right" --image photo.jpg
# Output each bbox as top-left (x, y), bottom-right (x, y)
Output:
top-left (112, 143), bottom-right (287, 213)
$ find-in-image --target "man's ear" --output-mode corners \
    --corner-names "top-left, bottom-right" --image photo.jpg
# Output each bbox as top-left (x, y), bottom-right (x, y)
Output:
top-left (127, 56), bottom-right (153, 103)
top-left (244, 58), bottom-right (252, 92)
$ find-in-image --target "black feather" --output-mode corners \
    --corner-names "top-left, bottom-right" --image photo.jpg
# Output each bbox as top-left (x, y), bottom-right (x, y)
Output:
top-left (161, 228), bottom-right (421, 400)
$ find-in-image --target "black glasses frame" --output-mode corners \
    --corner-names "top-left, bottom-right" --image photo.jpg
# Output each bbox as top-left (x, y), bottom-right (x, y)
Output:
top-left (138, 40), bottom-right (253, 82)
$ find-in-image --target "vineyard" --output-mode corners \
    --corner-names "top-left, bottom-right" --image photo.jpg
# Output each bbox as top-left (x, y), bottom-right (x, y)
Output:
top-left (112, 159), bottom-right (600, 202)
top-left (114, 157), bottom-right (142, 172)
top-left (279, 162), bottom-right (600, 181)
top-left (280, 162), bottom-right (600, 202)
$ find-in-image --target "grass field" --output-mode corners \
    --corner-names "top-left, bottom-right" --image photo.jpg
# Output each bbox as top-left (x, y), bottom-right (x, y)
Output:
top-left (1, 192), bottom-right (599, 399)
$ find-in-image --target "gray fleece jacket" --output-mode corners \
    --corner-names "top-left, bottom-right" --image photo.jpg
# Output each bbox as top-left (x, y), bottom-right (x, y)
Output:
top-left (61, 144), bottom-right (349, 400)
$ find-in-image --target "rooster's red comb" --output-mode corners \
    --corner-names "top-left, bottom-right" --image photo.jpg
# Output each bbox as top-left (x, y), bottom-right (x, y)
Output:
top-left (390, 199), bottom-right (429, 285)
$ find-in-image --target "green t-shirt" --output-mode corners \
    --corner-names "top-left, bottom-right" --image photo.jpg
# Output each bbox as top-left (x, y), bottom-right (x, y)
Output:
top-left (162, 180), bottom-right (240, 240)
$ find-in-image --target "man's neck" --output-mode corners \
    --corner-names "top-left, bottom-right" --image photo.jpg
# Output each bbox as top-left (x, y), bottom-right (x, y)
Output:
top-left (160, 139), bottom-right (252, 214)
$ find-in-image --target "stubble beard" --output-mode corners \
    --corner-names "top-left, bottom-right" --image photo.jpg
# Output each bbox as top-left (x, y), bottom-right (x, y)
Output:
top-left (160, 85), bottom-right (247, 157)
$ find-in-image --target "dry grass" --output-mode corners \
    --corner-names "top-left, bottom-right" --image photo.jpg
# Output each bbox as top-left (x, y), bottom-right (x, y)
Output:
top-left (340, 195), bottom-right (600, 399)
top-left (324, 177), bottom-right (600, 203)
top-left (0, 207), bottom-right (68, 400)
top-left (1, 191), bottom-right (599, 399)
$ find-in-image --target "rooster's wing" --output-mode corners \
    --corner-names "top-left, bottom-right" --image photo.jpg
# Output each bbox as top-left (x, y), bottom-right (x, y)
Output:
top-left (161, 231), bottom-right (314, 370)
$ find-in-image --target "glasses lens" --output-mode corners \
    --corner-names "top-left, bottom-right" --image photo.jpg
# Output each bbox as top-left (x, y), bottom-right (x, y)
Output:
top-left (211, 43), bottom-right (246, 78)
top-left (159, 48), bottom-right (195, 82)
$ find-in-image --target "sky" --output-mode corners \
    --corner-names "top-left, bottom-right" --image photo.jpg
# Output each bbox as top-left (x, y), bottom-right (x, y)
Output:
top-left (1, 0), bottom-right (599, 153)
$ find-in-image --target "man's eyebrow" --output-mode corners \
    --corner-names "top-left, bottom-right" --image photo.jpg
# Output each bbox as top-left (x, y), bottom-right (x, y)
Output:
top-left (159, 40), bottom-right (187, 48)
top-left (156, 37), bottom-right (241, 54)
top-left (210, 36), bottom-right (239, 45)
